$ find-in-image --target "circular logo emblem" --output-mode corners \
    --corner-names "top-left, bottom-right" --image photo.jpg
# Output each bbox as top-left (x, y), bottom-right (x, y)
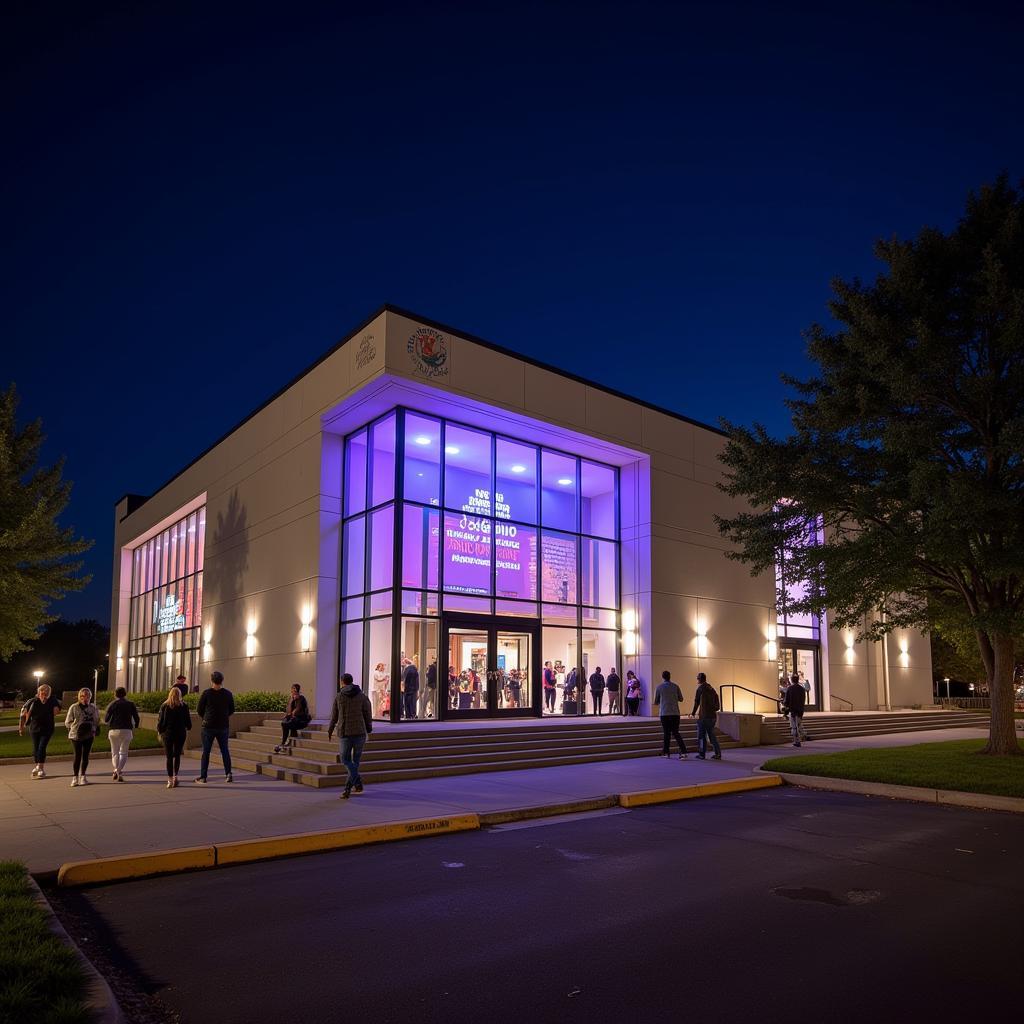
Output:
top-left (407, 327), bottom-right (449, 378)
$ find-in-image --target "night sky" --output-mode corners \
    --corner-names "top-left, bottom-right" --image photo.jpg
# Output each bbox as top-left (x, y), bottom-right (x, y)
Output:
top-left (3, 0), bottom-right (1021, 627)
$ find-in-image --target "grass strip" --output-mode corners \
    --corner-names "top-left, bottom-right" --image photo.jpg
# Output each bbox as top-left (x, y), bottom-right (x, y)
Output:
top-left (0, 861), bottom-right (93, 1024)
top-left (763, 738), bottom-right (1024, 799)
top-left (0, 727), bottom-right (161, 759)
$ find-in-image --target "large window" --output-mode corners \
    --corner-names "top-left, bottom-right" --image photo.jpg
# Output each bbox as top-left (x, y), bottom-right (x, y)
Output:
top-left (340, 409), bottom-right (620, 719)
top-left (126, 507), bottom-right (206, 692)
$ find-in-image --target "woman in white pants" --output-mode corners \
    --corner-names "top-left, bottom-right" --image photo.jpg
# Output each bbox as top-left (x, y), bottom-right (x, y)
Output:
top-left (103, 686), bottom-right (141, 781)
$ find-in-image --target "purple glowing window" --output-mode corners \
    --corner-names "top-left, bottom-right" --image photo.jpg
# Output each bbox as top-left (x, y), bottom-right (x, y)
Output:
top-left (444, 425), bottom-right (492, 516)
top-left (541, 452), bottom-right (577, 531)
top-left (402, 504), bottom-right (440, 589)
top-left (342, 516), bottom-right (366, 597)
top-left (369, 414), bottom-right (396, 508)
top-left (345, 429), bottom-right (368, 517)
top-left (368, 506), bottom-right (394, 592)
top-left (404, 414), bottom-right (441, 506)
top-left (495, 439), bottom-right (538, 524)
top-left (581, 537), bottom-right (617, 608)
top-left (581, 461), bottom-right (616, 539)
top-left (443, 511), bottom-right (491, 595)
top-left (541, 531), bottom-right (578, 604)
top-left (495, 523), bottom-right (537, 601)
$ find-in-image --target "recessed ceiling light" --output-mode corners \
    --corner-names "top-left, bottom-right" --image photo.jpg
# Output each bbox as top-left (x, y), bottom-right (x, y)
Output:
top-left (445, 445), bottom-right (460, 455)
top-left (510, 464), bottom-right (526, 474)
top-left (414, 435), bottom-right (431, 446)
top-left (557, 478), bottom-right (573, 486)
top-left (417, 472), bottom-right (424, 477)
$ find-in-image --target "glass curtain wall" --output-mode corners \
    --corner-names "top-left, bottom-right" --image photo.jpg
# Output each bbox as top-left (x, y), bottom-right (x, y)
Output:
top-left (340, 408), bottom-right (619, 721)
top-left (127, 507), bottom-right (206, 692)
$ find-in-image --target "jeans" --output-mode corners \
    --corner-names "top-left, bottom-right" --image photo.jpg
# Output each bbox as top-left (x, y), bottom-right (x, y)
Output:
top-left (590, 690), bottom-right (604, 715)
top-left (607, 690), bottom-right (621, 714)
top-left (625, 697), bottom-right (640, 716)
top-left (108, 729), bottom-right (133, 773)
top-left (163, 734), bottom-right (186, 777)
top-left (31, 731), bottom-right (53, 764)
top-left (280, 717), bottom-right (309, 745)
top-left (403, 691), bottom-right (418, 719)
top-left (419, 688), bottom-right (436, 718)
top-left (340, 735), bottom-right (367, 787)
top-left (790, 713), bottom-right (806, 743)
top-left (697, 717), bottom-right (721, 756)
top-left (543, 687), bottom-right (556, 712)
top-left (200, 728), bottom-right (232, 778)
top-left (660, 715), bottom-right (687, 755)
top-left (72, 737), bottom-right (94, 777)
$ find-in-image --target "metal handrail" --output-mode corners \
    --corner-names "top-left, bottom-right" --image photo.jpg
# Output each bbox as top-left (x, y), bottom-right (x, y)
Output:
top-left (829, 692), bottom-right (853, 712)
top-left (719, 684), bottom-right (783, 714)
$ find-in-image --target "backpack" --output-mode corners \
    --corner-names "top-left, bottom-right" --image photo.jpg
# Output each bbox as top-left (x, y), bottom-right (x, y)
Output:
top-left (707, 686), bottom-right (721, 714)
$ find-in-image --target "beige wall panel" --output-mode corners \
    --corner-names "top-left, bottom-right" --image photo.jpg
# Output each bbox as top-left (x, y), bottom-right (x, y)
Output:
top-left (650, 469), bottom-right (725, 539)
top-left (693, 428), bottom-right (727, 471)
top-left (827, 660), bottom-right (872, 709)
top-left (693, 461), bottom-right (726, 488)
top-left (649, 592), bottom-right (698, 656)
top-left (198, 651), bottom-right (320, 698)
top-left (695, 598), bottom-right (771, 662)
top-left (651, 535), bottom-right (772, 605)
top-left (350, 315), bottom-right (387, 389)
top-left (584, 388), bottom-right (642, 446)
top-left (450, 338), bottom-right (526, 410)
top-left (303, 345), bottom-right (354, 419)
top-left (649, 449), bottom-right (695, 482)
top-left (524, 364), bottom-right (588, 428)
top-left (641, 408), bottom-right (695, 462)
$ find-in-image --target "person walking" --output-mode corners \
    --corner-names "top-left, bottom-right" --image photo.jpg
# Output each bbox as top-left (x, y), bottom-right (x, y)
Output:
top-left (624, 671), bottom-right (642, 716)
top-left (689, 672), bottom-right (722, 760)
top-left (327, 672), bottom-right (373, 799)
top-left (606, 667), bottom-right (622, 714)
top-left (784, 672), bottom-right (808, 746)
top-left (195, 670), bottom-right (235, 783)
top-left (274, 683), bottom-right (311, 753)
top-left (653, 670), bottom-right (688, 759)
top-left (401, 658), bottom-right (420, 719)
top-left (19, 683), bottom-right (62, 779)
top-left (588, 666), bottom-right (606, 715)
top-left (104, 686), bottom-right (141, 781)
top-left (157, 686), bottom-right (193, 787)
top-left (65, 688), bottom-right (101, 786)
top-left (542, 661), bottom-right (557, 712)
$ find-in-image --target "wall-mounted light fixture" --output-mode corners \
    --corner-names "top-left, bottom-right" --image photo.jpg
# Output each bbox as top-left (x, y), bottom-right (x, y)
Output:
top-left (845, 634), bottom-right (855, 665)
top-left (116, 645), bottom-right (124, 672)
top-left (766, 624), bottom-right (777, 662)
top-left (246, 618), bottom-right (257, 660)
top-left (898, 637), bottom-right (909, 668)
top-left (165, 636), bottom-right (174, 668)
top-left (203, 625), bottom-right (213, 663)
top-left (621, 609), bottom-right (637, 657)
top-left (301, 606), bottom-right (313, 653)
top-left (696, 619), bottom-right (709, 658)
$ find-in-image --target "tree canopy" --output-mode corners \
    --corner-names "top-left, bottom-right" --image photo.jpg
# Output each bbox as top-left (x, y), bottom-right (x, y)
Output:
top-left (715, 177), bottom-right (1024, 755)
top-left (0, 384), bottom-right (92, 660)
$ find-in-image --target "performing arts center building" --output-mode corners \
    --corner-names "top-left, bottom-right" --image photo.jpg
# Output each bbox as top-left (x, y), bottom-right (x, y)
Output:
top-left (108, 306), bottom-right (934, 723)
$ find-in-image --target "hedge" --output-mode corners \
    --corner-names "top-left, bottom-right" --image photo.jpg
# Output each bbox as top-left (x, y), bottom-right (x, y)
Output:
top-left (114, 689), bottom-right (289, 713)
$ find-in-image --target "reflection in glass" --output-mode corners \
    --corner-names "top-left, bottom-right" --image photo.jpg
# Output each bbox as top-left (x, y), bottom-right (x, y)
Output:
top-left (541, 451), bottom-right (577, 531)
top-left (345, 429), bottom-right (368, 517)
top-left (404, 413), bottom-right (441, 506)
top-left (369, 413), bottom-right (397, 507)
top-left (445, 424), bottom-right (493, 515)
top-left (496, 438), bottom-right (538, 524)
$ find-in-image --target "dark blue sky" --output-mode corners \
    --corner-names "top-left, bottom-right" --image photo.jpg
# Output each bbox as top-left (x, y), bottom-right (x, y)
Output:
top-left (3, 0), bottom-right (1021, 626)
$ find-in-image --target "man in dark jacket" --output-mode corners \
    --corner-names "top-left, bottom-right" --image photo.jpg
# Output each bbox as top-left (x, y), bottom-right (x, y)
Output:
top-left (195, 670), bottom-right (235, 783)
top-left (401, 658), bottom-right (419, 720)
top-left (327, 673), bottom-right (373, 799)
top-left (421, 660), bottom-right (438, 719)
top-left (783, 673), bottom-right (808, 746)
top-left (104, 686), bottom-right (141, 781)
top-left (605, 667), bottom-right (622, 714)
top-left (588, 667), bottom-right (606, 715)
top-left (689, 672), bottom-right (722, 760)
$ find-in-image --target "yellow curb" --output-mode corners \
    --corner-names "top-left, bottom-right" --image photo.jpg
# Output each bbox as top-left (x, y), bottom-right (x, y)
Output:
top-left (58, 845), bottom-right (216, 887)
top-left (618, 774), bottom-right (782, 808)
top-left (214, 814), bottom-right (480, 865)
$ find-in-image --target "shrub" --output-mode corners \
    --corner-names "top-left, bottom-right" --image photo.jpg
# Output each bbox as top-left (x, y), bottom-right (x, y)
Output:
top-left (125, 689), bottom-right (287, 713)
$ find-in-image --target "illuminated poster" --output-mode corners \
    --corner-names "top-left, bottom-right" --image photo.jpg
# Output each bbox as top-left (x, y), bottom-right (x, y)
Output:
top-left (541, 533), bottom-right (577, 604)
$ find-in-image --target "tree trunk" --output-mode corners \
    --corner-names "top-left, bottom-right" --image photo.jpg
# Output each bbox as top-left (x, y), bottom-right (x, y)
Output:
top-left (980, 630), bottom-right (1022, 756)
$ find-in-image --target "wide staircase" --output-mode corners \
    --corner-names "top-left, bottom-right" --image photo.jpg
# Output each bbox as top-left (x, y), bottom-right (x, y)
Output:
top-left (209, 719), bottom-right (737, 788)
top-left (760, 708), bottom-right (990, 744)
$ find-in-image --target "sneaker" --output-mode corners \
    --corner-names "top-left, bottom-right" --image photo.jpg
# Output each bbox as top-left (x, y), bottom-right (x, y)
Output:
top-left (173, 777), bottom-right (179, 788)
top-left (70, 777), bottom-right (79, 787)
top-left (166, 779), bottom-right (173, 789)
top-left (225, 774), bottom-right (233, 783)
top-left (695, 754), bottom-right (706, 760)
top-left (36, 768), bottom-right (45, 779)
top-left (80, 776), bottom-right (89, 785)
top-left (112, 771), bottom-right (118, 780)
top-left (660, 752), bottom-right (670, 758)
top-left (31, 766), bottom-right (40, 777)
top-left (711, 753), bottom-right (722, 760)
top-left (118, 773), bottom-right (126, 782)
top-left (194, 777), bottom-right (207, 784)
top-left (679, 753), bottom-right (688, 760)
top-left (793, 742), bottom-right (801, 747)
top-left (353, 783), bottom-right (364, 793)
top-left (273, 746), bottom-right (281, 753)
top-left (340, 786), bottom-right (352, 800)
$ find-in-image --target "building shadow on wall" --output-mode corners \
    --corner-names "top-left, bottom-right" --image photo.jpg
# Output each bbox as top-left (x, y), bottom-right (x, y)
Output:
top-left (208, 489), bottom-right (249, 682)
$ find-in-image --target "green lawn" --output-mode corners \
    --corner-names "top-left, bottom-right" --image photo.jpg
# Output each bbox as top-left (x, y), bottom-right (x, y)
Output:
top-left (763, 738), bottom-right (1024, 799)
top-left (0, 728), bottom-right (162, 759)
top-left (0, 711), bottom-right (21, 725)
top-left (0, 861), bottom-right (92, 1024)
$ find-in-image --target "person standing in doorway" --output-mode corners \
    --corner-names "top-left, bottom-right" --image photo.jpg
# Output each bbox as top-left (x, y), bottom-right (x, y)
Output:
top-left (689, 672), bottom-right (722, 760)
top-left (327, 672), bottom-right (373, 799)
top-left (195, 670), bottom-right (235, 783)
top-left (606, 667), bottom-right (621, 714)
top-left (624, 671), bottom-right (642, 716)
top-left (174, 675), bottom-right (189, 699)
top-left (65, 688), bottom-right (101, 786)
top-left (402, 658), bottom-right (420, 719)
top-left (421, 660), bottom-right (437, 719)
top-left (588, 667), bottom-right (606, 715)
top-left (784, 672), bottom-right (808, 746)
top-left (157, 686), bottom-right (192, 788)
top-left (653, 670), bottom-right (688, 759)
top-left (19, 683), bottom-right (61, 779)
top-left (104, 686), bottom-right (141, 780)
top-left (542, 661), bottom-right (557, 712)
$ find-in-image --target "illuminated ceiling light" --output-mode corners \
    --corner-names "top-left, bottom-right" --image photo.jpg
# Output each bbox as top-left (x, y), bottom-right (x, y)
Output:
top-left (557, 477), bottom-right (573, 486)
top-left (510, 465), bottom-right (526, 474)
top-left (445, 445), bottom-right (460, 455)
top-left (414, 435), bottom-right (431, 446)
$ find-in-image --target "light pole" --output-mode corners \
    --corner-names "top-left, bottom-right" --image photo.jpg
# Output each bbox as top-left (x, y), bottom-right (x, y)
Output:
top-left (32, 669), bottom-right (44, 686)
top-left (943, 676), bottom-right (950, 701)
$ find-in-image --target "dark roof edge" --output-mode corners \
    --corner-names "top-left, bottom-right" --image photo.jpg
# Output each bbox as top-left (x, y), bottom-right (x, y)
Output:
top-left (116, 303), bottom-right (726, 515)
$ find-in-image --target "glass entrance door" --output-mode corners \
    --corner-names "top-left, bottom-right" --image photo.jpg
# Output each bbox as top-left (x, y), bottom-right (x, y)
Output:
top-left (778, 644), bottom-right (821, 711)
top-left (443, 617), bottom-right (539, 718)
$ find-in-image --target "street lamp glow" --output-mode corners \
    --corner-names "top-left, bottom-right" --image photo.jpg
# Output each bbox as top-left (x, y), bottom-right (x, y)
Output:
top-left (32, 669), bottom-right (45, 681)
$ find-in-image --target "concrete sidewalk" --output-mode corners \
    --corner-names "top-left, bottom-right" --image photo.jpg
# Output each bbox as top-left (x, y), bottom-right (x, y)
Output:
top-left (0, 726), bottom-right (989, 875)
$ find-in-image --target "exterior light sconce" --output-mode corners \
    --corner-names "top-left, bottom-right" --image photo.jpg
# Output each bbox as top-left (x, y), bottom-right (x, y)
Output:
top-left (116, 645), bottom-right (124, 672)
top-left (301, 606), bottom-right (313, 653)
top-left (203, 626), bottom-right (213, 663)
top-left (246, 619), bottom-right (257, 660)
top-left (898, 638), bottom-right (909, 668)
top-left (165, 636), bottom-right (174, 668)
top-left (845, 635), bottom-right (855, 665)
top-left (766, 624), bottom-right (777, 661)
top-left (696, 619), bottom-right (709, 659)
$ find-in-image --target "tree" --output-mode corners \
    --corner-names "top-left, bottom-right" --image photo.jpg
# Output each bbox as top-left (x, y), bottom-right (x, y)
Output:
top-left (0, 618), bottom-right (109, 697)
top-left (0, 384), bottom-right (92, 659)
top-left (715, 177), bottom-right (1024, 755)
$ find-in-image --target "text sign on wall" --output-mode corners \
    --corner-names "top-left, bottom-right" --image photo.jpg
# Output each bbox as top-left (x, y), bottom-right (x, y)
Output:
top-left (155, 594), bottom-right (185, 634)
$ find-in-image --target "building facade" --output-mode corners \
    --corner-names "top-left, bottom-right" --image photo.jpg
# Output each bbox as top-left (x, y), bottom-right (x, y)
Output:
top-left (109, 307), bottom-right (934, 719)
